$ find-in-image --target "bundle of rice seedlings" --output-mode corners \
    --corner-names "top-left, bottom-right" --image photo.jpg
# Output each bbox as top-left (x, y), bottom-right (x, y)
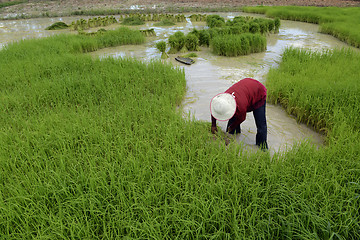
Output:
top-left (45, 22), bottom-right (69, 30)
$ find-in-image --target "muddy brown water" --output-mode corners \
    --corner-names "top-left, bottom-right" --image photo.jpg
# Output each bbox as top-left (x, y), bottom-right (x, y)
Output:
top-left (1, 13), bottom-right (358, 154)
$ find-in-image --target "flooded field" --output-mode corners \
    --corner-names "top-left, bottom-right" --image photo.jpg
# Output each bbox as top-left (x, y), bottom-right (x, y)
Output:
top-left (1, 13), bottom-right (357, 154)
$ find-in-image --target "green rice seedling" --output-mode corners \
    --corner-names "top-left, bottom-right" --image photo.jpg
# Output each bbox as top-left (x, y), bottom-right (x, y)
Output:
top-left (45, 21), bottom-right (69, 30)
top-left (154, 19), bottom-right (176, 26)
top-left (198, 29), bottom-right (211, 47)
top-left (249, 22), bottom-right (260, 34)
top-left (185, 33), bottom-right (200, 51)
top-left (228, 16), bottom-right (248, 25)
top-left (228, 25), bottom-right (243, 34)
top-left (274, 17), bottom-right (281, 32)
top-left (266, 47), bottom-right (360, 135)
top-left (122, 16), bottom-right (145, 25)
top-left (191, 29), bottom-right (210, 47)
top-left (240, 22), bottom-right (250, 33)
top-left (78, 28), bottom-right (107, 36)
top-left (189, 14), bottom-right (206, 22)
top-left (139, 28), bottom-right (156, 37)
top-left (252, 19), bottom-right (269, 34)
top-left (321, 21), bottom-right (360, 48)
top-left (1, 30), bottom-right (360, 238)
top-left (266, 19), bottom-right (275, 32)
top-left (168, 31), bottom-right (186, 54)
top-left (206, 14), bottom-right (225, 28)
top-left (156, 41), bottom-right (169, 59)
top-left (181, 52), bottom-right (198, 58)
top-left (211, 33), bottom-right (266, 56)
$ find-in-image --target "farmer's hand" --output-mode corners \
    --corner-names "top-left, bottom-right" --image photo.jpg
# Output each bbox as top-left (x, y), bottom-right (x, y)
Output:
top-left (211, 126), bottom-right (218, 134)
top-left (224, 137), bottom-right (230, 146)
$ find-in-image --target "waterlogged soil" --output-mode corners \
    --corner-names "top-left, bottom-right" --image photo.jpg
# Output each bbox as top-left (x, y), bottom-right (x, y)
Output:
top-left (1, 12), bottom-right (359, 154)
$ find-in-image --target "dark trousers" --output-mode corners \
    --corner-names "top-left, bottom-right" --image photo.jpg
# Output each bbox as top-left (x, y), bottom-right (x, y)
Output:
top-left (227, 101), bottom-right (268, 149)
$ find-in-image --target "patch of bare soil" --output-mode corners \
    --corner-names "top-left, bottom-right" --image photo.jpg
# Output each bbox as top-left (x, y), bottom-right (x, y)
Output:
top-left (1, 0), bottom-right (360, 18)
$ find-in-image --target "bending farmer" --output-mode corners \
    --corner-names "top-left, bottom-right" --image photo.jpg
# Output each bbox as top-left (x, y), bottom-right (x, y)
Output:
top-left (210, 78), bottom-right (268, 149)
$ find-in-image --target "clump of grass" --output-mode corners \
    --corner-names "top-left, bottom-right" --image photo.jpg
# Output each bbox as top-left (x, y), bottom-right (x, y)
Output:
top-left (190, 29), bottom-right (211, 47)
top-left (119, 13), bottom-right (187, 23)
top-left (189, 14), bottom-right (207, 22)
top-left (211, 33), bottom-right (266, 56)
top-left (69, 16), bottom-right (118, 31)
top-left (154, 19), bottom-right (176, 26)
top-left (156, 40), bottom-right (169, 59)
top-left (140, 28), bottom-right (156, 37)
top-left (45, 21), bottom-right (69, 30)
top-left (178, 14), bottom-right (279, 56)
top-left (122, 16), bottom-right (145, 25)
top-left (168, 31), bottom-right (186, 53)
top-left (185, 33), bottom-right (200, 51)
top-left (181, 52), bottom-right (198, 58)
top-left (206, 14), bottom-right (225, 28)
top-left (267, 47), bottom-right (360, 135)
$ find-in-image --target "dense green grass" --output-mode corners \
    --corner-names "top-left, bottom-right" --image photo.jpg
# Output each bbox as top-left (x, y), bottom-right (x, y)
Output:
top-left (264, 47), bottom-right (360, 239)
top-left (1, 20), bottom-right (360, 240)
top-left (266, 48), bottom-right (360, 135)
top-left (211, 33), bottom-right (266, 56)
top-left (242, 6), bottom-right (360, 48)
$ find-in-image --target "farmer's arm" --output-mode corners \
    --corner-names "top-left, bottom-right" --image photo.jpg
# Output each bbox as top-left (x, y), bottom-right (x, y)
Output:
top-left (227, 112), bottom-right (245, 133)
top-left (211, 115), bottom-right (217, 134)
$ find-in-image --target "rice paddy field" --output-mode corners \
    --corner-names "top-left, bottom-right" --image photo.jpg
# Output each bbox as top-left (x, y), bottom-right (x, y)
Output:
top-left (0, 5), bottom-right (360, 239)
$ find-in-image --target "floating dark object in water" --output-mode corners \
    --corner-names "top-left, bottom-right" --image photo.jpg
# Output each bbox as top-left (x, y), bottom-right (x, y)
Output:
top-left (175, 56), bottom-right (195, 65)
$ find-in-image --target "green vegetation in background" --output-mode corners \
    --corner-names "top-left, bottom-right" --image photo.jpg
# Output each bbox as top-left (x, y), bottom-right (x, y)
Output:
top-left (69, 16), bottom-right (118, 31)
top-left (121, 16), bottom-right (145, 25)
top-left (167, 15), bottom-right (277, 56)
top-left (154, 19), bottom-right (176, 26)
top-left (69, 7), bottom-right (243, 18)
top-left (0, 0), bottom-right (25, 9)
top-left (0, 5), bottom-right (240, 20)
top-left (119, 13), bottom-right (186, 23)
top-left (242, 6), bottom-right (360, 48)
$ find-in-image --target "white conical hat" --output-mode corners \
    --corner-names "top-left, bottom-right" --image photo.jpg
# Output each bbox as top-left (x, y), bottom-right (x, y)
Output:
top-left (210, 93), bottom-right (236, 121)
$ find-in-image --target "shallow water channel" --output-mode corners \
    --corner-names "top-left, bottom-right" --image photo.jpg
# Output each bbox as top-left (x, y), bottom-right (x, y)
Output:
top-left (1, 13), bottom-right (357, 154)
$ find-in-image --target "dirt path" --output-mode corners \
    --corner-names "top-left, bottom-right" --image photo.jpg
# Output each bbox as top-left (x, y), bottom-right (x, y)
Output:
top-left (1, 0), bottom-right (359, 18)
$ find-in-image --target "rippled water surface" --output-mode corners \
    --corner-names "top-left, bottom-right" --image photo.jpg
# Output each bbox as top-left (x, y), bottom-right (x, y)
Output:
top-left (1, 13), bottom-right (357, 154)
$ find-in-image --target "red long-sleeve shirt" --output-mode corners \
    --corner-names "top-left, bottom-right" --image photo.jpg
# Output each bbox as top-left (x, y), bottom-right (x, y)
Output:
top-left (212, 78), bottom-right (267, 129)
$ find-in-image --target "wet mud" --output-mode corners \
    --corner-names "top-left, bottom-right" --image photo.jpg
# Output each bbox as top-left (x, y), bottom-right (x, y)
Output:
top-left (1, 13), bottom-right (358, 154)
